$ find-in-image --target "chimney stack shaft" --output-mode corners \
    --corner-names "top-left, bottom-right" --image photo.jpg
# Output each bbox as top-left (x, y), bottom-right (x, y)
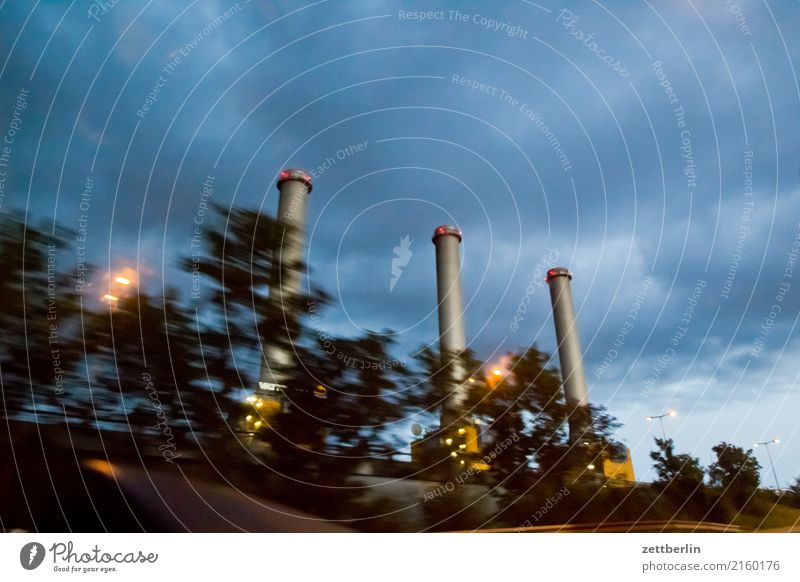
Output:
top-left (260, 169), bottom-right (312, 386)
top-left (432, 225), bottom-right (467, 426)
top-left (546, 267), bottom-right (591, 440)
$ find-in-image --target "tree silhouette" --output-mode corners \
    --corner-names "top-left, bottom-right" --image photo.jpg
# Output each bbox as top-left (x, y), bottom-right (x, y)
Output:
top-left (0, 215), bottom-right (82, 424)
top-left (708, 442), bottom-right (761, 508)
top-left (650, 438), bottom-right (705, 495)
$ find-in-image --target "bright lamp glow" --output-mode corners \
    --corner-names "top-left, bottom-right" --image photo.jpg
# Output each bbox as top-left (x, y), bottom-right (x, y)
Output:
top-left (115, 276), bottom-right (131, 285)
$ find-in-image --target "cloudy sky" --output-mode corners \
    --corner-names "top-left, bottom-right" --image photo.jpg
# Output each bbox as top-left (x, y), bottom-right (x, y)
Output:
top-left (1, 0), bottom-right (799, 482)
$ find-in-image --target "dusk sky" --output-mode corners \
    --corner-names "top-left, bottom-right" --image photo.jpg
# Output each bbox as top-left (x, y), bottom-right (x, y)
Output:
top-left (1, 0), bottom-right (799, 482)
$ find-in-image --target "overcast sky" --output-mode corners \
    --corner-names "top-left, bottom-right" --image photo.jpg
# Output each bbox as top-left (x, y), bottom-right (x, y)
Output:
top-left (1, 0), bottom-right (799, 483)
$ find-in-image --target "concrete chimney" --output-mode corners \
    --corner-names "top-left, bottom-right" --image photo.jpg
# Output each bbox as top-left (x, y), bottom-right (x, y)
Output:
top-left (432, 225), bottom-right (467, 426)
top-left (259, 168), bottom-right (313, 388)
top-left (546, 267), bottom-right (591, 440)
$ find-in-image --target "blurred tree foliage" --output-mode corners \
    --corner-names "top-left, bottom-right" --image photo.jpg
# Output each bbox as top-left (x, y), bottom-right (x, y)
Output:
top-left (708, 442), bottom-right (761, 509)
top-left (650, 437), bottom-right (706, 493)
top-left (0, 215), bottom-right (81, 423)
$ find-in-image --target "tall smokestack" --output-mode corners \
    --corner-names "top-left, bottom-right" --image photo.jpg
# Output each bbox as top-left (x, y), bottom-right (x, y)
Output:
top-left (432, 225), bottom-right (467, 427)
top-left (259, 168), bottom-right (313, 388)
top-left (546, 267), bottom-right (591, 441)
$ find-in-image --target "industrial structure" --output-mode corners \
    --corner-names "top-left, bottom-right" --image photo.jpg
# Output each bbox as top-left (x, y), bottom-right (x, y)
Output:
top-left (545, 267), bottom-right (592, 442)
top-left (259, 168), bottom-right (313, 391)
top-left (431, 225), bottom-right (469, 427)
top-left (240, 167), bottom-right (314, 436)
top-left (243, 168), bottom-right (632, 479)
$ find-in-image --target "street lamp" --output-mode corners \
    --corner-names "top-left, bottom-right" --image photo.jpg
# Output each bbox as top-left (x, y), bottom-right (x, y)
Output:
top-left (753, 438), bottom-right (781, 490)
top-left (646, 410), bottom-right (676, 441)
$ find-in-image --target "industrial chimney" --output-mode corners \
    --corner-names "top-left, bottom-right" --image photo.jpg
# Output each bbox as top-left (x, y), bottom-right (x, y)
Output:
top-left (546, 267), bottom-right (591, 441)
top-left (259, 168), bottom-right (313, 389)
top-left (432, 225), bottom-right (467, 427)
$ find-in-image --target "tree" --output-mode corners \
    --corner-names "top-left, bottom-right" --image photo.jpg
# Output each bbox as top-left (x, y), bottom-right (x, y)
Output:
top-left (650, 438), bottom-right (705, 493)
top-left (708, 442), bottom-right (760, 508)
top-left (786, 476), bottom-right (800, 509)
top-left (0, 215), bottom-right (82, 423)
top-left (470, 347), bottom-right (563, 484)
top-left (181, 205), bottom-right (318, 450)
top-left (464, 346), bottom-right (624, 487)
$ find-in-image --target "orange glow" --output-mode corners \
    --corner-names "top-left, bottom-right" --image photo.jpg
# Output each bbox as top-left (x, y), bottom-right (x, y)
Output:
top-left (103, 294), bottom-right (118, 302)
top-left (115, 276), bottom-right (131, 285)
top-left (83, 458), bottom-right (115, 478)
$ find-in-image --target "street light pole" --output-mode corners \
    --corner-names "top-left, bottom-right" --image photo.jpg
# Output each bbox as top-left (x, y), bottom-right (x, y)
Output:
top-left (754, 439), bottom-right (781, 491)
top-left (646, 410), bottom-right (676, 442)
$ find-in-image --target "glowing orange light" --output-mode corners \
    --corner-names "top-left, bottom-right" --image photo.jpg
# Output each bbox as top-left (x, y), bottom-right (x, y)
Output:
top-left (115, 276), bottom-right (131, 285)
